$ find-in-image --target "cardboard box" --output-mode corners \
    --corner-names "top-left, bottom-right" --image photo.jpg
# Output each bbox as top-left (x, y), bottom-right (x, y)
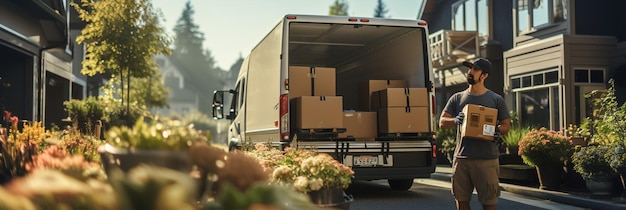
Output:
top-left (378, 107), bottom-right (428, 133)
top-left (461, 104), bottom-right (498, 141)
top-left (291, 96), bottom-right (343, 129)
top-left (375, 88), bottom-right (428, 108)
top-left (338, 111), bottom-right (377, 140)
top-left (371, 91), bottom-right (381, 110)
top-left (288, 66), bottom-right (336, 99)
top-left (358, 80), bottom-right (408, 111)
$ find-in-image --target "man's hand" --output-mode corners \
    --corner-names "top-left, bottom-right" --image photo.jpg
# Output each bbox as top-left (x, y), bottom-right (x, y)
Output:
top-left (455, 112), bottom-right (465, 125)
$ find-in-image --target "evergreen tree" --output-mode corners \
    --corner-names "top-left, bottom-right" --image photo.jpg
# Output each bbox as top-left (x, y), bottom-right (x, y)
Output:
top-left (72, 0), bottom-right (171, 109)
top-left (374, 0), bottom-right (389, 18)
top-left (329, 0), bottom-right (349, 16)
top-left (171, 1), bottom-right (222, 116)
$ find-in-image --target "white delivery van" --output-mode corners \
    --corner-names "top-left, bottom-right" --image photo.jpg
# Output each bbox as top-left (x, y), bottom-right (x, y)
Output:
top-left (212, 14), bottom-right (437, 191)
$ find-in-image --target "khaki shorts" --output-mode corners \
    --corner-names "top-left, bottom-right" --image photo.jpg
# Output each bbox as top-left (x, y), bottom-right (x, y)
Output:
top-left (451, 158), bottom-right (500, 205)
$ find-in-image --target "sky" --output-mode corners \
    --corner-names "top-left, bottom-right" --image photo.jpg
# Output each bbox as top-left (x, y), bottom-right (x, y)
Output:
top-left (151, 0), bottom-right (424, 70)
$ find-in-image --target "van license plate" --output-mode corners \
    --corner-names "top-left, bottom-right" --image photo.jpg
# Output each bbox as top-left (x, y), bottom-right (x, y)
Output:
top-left (354, 155), bottom-right (378, 166)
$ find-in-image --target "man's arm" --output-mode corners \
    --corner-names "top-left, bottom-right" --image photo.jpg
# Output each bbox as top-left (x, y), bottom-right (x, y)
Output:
top-left (498, 118), bottom-right (511, 135)
top-left (439, 112), bottom-right (457, 130)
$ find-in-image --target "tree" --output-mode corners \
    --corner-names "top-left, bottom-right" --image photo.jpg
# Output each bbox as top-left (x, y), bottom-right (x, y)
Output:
top-left (329, 0), bottom-right (349, 16)
top-left (171, 1), bottom-right (223, 116)
top-left (373, 0), bottom-right (389, 18)
top-left (72, 0), bottom-right (171, 110)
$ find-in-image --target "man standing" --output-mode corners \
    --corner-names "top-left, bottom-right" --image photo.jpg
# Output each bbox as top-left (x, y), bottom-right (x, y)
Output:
top-left (439, 58), bottom-right (511, 210)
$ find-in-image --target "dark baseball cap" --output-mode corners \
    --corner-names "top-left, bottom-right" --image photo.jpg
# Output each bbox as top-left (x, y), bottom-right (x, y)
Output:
top-left (462, 58), bottom-right (492, 73)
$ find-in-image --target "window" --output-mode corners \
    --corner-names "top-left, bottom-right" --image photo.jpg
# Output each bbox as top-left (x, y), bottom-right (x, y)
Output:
top-left (517, 0), bottom-right (567, 34)
top-left (452, 0), bottom-right (489, 37)
top-left (574, 68), bottom-right (605, 84)
top-left (511, 70), bottom-right (559, 89)
top-left (511, 70), bottom-right (561, 129)
top-left (519, 88), bottom-right (552, 128)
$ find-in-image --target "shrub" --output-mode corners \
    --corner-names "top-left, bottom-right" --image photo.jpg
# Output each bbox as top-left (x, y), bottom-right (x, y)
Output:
top-left (518, 127), bottom-right (574, 167)
top-left (571, 144), bottom-right (616, 179)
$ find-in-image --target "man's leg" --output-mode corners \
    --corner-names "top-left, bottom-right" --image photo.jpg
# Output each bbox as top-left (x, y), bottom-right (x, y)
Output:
top-left (456, 200), bottom-right (471, 210)
top-left (472, 159), bottom-right (500, 209)
top-left (452, 159), bottom-right (473, 210)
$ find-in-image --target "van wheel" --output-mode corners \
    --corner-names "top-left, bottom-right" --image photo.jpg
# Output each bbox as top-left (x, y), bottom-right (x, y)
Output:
top-left (388, 179), bottom-right (414, 191)
top-left (228, 141), bottom-right (238, 152)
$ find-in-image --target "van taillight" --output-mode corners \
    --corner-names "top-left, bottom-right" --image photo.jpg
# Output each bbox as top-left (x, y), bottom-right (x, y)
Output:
top-left (279, 94), bottom-right (290, 141)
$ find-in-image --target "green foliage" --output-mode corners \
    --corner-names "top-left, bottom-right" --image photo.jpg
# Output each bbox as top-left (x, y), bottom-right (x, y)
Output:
top-left (579, 80), bottom-right (626, 168)
top-left (518, 127), bottom-right (574, 167)
top-left (169, 110), bottom-right (216, 140)
top-left (579, 80), bottom-right (626, 146)
top-left (72, 0), bottom-right (171, 77)
top-left (205, 183), bottom-right (316, 210)
top-left (436, 128), bottom-right (456, 153)
top-left (108, 166), bottom-right (196, 210)
top-left (373, 0), bottom-right (389, 18)
top-left (64, 97), bottom-right (106, 132)
top-left (329, 0), bottom-right (349, 16)
top-left (571, 145), bottom-right (617, 179)
top-left (106, 117), bottom-right (210, 150)
top-left (503, 126), bottom-right (531, 151)
top-left (72, 0), bottom-right (172, 110)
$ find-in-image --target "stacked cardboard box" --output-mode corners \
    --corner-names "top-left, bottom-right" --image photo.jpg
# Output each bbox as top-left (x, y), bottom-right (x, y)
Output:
top-left (289, 66), bottom-right (343, 130)
top-left (357, 80), bottom-right (408, 111)
top-left (338, 111), bottom-right (377, 141)
top-left (370, 86), bottom-right (429, 134)
top-left (288, 66), bottom-right (336, 99)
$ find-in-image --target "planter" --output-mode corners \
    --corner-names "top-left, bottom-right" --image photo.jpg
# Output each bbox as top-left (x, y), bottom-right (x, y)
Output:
top-left (98, 143), bottom-right (193, 174)
top-left (499, 153), bottom-right (523, 165)
top-left (614, 167), bottom-right (626, 203)
top-left (307, 187), bottom-right (353, 210)
top-left (535, 163), bottom-right (564, 190)
top-left (585, 175), bottom-right (618, 197)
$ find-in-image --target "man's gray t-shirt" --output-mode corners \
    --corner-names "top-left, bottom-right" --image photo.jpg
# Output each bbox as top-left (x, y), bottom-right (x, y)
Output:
top-left (442, 89), bottom-right (510, 159)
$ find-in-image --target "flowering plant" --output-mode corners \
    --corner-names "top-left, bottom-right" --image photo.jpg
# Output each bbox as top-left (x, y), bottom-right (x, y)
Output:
top-left (518, 127), bottom-right (574, 167)
top-left (246, 143), bottom-right (354, 193)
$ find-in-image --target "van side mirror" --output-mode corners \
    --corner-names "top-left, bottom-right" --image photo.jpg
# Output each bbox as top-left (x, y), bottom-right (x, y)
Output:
top-left (212, 91), bottom-right (225, 119)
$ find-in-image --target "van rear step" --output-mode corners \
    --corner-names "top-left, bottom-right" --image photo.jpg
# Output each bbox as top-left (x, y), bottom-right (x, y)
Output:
top-left (376, 132), bottom-right (431, 141)
top-left (293, 128), bottom-right (347, 140)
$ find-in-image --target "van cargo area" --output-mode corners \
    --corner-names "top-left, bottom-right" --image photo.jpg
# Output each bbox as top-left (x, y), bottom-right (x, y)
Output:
top-left (287, 21), bottom-right (430, 110)
top-left (212, 15), bottom-right (437, 191)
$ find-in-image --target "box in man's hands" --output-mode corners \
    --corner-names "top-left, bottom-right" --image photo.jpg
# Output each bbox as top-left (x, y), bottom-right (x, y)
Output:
top-left (461, 104), bottom-right (498, 141)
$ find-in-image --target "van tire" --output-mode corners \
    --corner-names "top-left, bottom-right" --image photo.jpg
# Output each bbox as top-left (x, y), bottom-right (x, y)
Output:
top-left (388, 179), bottom-right (414, 191)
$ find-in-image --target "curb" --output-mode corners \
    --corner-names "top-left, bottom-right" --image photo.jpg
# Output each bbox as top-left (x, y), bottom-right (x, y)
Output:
top-left (431, 172), bottom-right (626, 210)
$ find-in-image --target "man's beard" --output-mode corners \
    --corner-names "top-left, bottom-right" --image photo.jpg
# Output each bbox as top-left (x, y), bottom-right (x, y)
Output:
top-left (466, 74), bottom-right (480, 85)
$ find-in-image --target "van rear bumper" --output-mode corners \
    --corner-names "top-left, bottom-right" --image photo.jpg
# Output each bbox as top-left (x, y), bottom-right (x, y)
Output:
top-left (352, 164), bottom-right (436, 180)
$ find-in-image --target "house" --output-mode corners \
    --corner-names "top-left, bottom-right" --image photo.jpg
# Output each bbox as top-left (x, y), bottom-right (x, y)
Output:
top-left (420, 0), bottom-right (626, 130)
top-left (0, 0), bottom-right (79, 128)
top-left (152, 55), bottom-right (206, 117)
top-left (504, 0), bottom-right (626, 129)
top-left (419, 0), bottom-right (513, 123)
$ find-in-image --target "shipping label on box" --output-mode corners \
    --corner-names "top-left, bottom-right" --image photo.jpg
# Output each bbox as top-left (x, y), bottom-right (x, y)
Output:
top-left (338, 111), bottom-right (377, 140)
top-left (378, 107), bottom-right (428, 133)
top-left (377, 88), bottom-right (428, 108)
top-left (291, 96), bottom-right (343, 129)
top-left (461, 104), bottom-right (498, 141)
top-left (357, 80), bottom-right (408, 111)
top-left (288, 66), bottom-right (336, 99)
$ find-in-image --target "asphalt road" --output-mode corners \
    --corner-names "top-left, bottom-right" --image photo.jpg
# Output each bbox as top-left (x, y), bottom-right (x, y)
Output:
top-left (345, 179), bottom-right (584, 210)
